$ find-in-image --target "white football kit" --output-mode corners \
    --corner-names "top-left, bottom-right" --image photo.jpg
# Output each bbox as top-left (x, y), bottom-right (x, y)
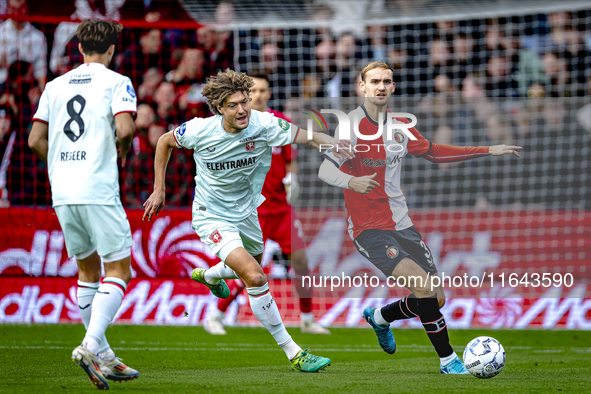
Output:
top-left (33, 62), bottom-right (137, 261)
top-left (173, 110), bottom-right (299, 260)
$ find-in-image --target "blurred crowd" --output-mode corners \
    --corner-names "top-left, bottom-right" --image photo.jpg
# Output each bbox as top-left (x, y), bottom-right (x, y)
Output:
top-left (0, 0), bottom-right (589, 208)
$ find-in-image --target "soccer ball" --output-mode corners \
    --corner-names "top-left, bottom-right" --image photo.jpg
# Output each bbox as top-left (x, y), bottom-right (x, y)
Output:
top-left (463, 336), bottom-right (506, 378)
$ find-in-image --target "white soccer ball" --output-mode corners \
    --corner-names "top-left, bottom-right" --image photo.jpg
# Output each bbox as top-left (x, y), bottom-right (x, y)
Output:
top-left (463, 336), bottom-right (506, 378)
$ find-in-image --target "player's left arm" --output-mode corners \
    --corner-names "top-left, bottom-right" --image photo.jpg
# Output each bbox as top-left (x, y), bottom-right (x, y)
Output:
top-left (401, 117), bottom-right (522, 162)
top-left (28, 121), bottom-right (49, 162)
top-left (419, 143), bottom-right (522, 163)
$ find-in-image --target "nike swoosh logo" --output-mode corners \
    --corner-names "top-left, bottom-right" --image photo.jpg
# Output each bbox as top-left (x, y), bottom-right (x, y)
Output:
top-left (97, 291), bottom-right (110, 294)
top-left (78, 304), bottom-right (91, 310)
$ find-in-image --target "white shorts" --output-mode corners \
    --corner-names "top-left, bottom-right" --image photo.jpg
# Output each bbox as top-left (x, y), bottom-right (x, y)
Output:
top-left (193, 209), bottom-right (264, 261)
top-left (54, 203), bottom-right (132, 262)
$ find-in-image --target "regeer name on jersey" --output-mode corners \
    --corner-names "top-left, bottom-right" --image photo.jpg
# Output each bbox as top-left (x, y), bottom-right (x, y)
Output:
top-left (32, 63), bottom-right (137, 206)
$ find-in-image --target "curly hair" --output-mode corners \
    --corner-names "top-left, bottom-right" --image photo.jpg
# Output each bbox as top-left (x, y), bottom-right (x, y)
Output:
top-left (202, 69), bottom-right (255, 116)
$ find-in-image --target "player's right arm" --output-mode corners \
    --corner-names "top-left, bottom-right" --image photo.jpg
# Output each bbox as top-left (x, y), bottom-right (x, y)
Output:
top-left (318, 152), bottom-right (380, 194)
top-left (115, 113), bottom-right (135, 165)
top-left (29, 83), bottom-right (51, 162)
top-left (142, 130), bottom-right (179, 221)
top-left (143, 120), bottom-right (198, 221)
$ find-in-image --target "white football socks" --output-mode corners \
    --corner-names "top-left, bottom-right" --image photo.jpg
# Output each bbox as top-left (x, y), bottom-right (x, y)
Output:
top-left (300, 312), bottom-right (314, 323)
top-left (246, 283), bottom-right (301, 360)
top-left (373, 307), bottom-right (389, 326)
top-left (83, 277), bottom-right (127, 354)
top-left (204, 262), bottom-right (240, 285)
top-left (440, 352), bottom-right (457, 366)
top-left (77, 281), bottom-right (111, 354)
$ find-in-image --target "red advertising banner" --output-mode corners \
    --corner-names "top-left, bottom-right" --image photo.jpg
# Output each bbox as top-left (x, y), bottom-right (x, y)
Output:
top-left (1, 277), bottom-right (590, 329)
top-left (1, 207), bottom-right (590, 328)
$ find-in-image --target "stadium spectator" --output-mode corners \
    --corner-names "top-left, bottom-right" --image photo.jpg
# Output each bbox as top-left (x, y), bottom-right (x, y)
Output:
top-left (152, 81), bottom-right (184, 131)
top-left (515, 82), bottom-right (546, 138)
top-left (49, 0), bottom-right (124, 76)
top-left (137, 67), bottom-right (163, 105)
top-left (452, 32), bottom-right (477, 82)
top-left (166, 47), bottom-right (206, 87)
top-left (541, 51), bottom-right (572, 96)
top-left (366, 25), bottom-right (388, 62)
top-left (117, 28), bottom-right (170, 88)
top-left (485, 54), bottom-right (517, 97)
top-left (0, 107), bottom-right (14, 207)
top-left (135, 103), bottom-right (155, 134)
top-left (124, 121), bottom-right (193, 208)
top-left (4, 60), bottom-right (41, 127)
top-left (0, 0), bottom-right (47, 89)
top-left (119, 0), bottom-right (192, 22)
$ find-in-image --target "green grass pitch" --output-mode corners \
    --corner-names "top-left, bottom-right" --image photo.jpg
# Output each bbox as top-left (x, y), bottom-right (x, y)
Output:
top-left (1, 324), bottom-right (590, 393)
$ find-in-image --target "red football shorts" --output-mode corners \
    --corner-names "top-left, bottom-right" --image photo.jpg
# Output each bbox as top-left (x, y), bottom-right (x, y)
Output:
top-left (258, 207), bottom-right (306, 255)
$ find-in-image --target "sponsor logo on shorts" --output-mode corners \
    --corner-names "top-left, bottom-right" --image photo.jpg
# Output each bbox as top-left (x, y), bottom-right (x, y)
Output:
top-left (386, 246), bottom-right (399, 259)
top-left (245, 141), bottom-right (255, 151)
top-left (209, 230), bottom-right (222, 244)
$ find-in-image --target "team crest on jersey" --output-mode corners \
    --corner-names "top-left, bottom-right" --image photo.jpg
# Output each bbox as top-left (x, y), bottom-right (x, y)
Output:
top-left (386, 246), bottom-right (399, 259)
top-left (245, 141), bottom-right (255, 151)
top-left (277, 118), bottom-right (290, 131)
top-left (209, 230), bottom-right (222, 244)
top-left (394, 132), bottom-right (405, 144)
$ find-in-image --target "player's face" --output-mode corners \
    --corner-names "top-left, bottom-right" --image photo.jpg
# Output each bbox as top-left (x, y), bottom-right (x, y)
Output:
top-left (219, 91), bottom-right (251, 132)
top-left (249, 78), bottom-right (271, 112)
top-left (360, 68), bottom-right (395, 107)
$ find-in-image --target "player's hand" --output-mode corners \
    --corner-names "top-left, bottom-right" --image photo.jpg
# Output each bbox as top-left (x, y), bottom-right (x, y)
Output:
top-left (116, 139), bottom-right (128, 167)
top-left (330, 138), bottom-right (355, 161)
top-left (283, 173), bottom-right (301, 204)
top-left (142, 190), bottom-right (165, 221)
top-left (348, 173), bottom-right (380, 194)
top-left (489, 144), bottom-right (522, 157)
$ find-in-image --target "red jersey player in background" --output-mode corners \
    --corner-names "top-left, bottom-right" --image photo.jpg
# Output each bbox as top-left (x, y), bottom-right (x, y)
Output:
top-left (319, 61), bottom-right (521, 373)
top-left (203, 72), bottom-right (330, 335)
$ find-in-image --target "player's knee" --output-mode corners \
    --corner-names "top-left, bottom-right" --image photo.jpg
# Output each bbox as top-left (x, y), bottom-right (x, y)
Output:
top-left (438, 295), bottom-right (446, 309)
top-left (413, 286), bottom-right (437, 299)
top-left (243, 271), bottom-right (267, 287)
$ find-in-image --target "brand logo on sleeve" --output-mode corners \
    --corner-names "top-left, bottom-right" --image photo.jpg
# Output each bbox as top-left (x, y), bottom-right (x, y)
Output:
top-left (277, 118), bottom-right (290, 131)
top-left (127, 85), bottom-right (136, 98)
top-left (177, 123), bottom-right (187, 136)
top-left (206, 147), bottom-right (216, 153)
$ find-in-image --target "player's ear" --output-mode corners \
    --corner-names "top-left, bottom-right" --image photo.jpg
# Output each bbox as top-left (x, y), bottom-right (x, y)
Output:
top-left (392, 82), bottom-right (396, 91)
top-left (78, 43), bottom-right (84, 56)
top-left (359, 77), bottom-right (365, 93)
top-left (107, 44), bottom-right (116, 56)
top-left (266, 88), bottom-right (271, 101)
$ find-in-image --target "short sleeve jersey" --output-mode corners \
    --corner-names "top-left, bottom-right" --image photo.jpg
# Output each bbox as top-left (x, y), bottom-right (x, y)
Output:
top-left (33, 63), bottom-right (137, 206)
top-left (173, 109), bottom-right (299, 221)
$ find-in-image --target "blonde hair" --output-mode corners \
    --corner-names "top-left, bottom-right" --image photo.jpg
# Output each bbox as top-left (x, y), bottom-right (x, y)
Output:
top-left (202, 69), bottom-right (255, 115)
top-left (360, 61), bottom-right (394, 82)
